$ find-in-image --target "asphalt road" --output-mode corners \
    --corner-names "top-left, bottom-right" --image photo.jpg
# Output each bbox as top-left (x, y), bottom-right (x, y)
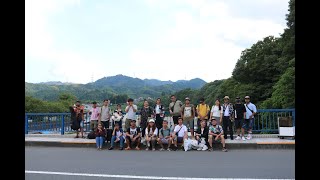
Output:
top-left (25, 147), bottom-right (295, 180)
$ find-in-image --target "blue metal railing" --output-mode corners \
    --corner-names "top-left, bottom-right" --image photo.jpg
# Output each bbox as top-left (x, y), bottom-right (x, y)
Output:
top-left (25, 109), bottom-right (295, 134)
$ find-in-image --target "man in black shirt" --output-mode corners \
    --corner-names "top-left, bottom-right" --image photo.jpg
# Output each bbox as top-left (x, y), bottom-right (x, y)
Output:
top-left (125, 119), bottom-right (141, 150)
top-left (233, 97), bottom-right (246, 141)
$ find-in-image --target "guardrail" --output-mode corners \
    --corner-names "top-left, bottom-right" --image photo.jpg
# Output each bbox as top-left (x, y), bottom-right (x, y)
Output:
top-left (25, 109), bottom-right (295, 134)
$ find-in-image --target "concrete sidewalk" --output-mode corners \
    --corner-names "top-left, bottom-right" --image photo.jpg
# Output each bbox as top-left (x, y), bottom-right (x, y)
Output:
top-left (25, 133), bottom-right (295, 149)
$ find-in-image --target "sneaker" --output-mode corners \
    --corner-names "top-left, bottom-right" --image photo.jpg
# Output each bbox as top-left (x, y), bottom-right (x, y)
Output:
top-left (242, 136), bottom-right (246, 141)
top-left (167, 148), bottom-right (172, 151)
top-left (235, 136), bottom-right (241, 140)
top-left (222, 148), bottom-right (228, 152)
top-left (159, 148), bottom-right (165, 151)
top-left (108, 147), bottom-right (114, 150)
top-left (152, 148), bottom-right (156, 151)
top-left (119, 147), bottom-right (123, 150)
top-left (246, 134), bottom-right (252, 140)
top-left (197, 147), bottom-right (202, 151)
top-left (202, 145), bottom-right (208, 151)
top-left (145, 147), bottom-right (149, 151)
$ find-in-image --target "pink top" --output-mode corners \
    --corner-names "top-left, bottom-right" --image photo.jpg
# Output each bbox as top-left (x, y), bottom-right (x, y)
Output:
top-left (90, 107), bottom-right (100, 120)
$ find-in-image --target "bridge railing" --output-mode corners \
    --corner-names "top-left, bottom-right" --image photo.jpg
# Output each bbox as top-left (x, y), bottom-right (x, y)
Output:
top-left (25, 109), bottom-right (295, 135)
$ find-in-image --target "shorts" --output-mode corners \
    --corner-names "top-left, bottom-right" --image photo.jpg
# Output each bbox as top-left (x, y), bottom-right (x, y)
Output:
top-left (183, 118), bottom-right (194, 129)
top-left (160, 138), bottom-right (169, 144)
top-left (126, 136), bottom-right (141, 145)
top-left (209, 134), bottom-right (222, 142)
top-left (235, 118), bottom-right (245, 129)
top-left (244, 118), bottom-right (254, 130)
top-left (172, 116), bottom-right (180, 125)
top-left (174, 136), bottom-right (184, 143)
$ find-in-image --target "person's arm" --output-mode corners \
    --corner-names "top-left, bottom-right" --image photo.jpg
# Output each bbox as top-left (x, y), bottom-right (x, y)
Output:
top-left (180, 105), bottom-right (184, 118)
top-left (184, 127), bottom-right (188, 139)
top-left (196, 105), bottom-right (200, 118)
top-left (132, 105), bottom-right (137, 112)
top-left (210, 106), bottom-right (214, 120)
top-left (112, 128), bottom-right (116, 136)
top-left (125, 106), bottom-right (130, 113)
top-left (169, 103), bottom-right (173, 114)
top-left (154, 128), bottom-right (158, 137)
top-left (206, 105), bottom-right (210, 117)
top-left (126, 128), bottom-right (130, 137)
top-left (192, 106), bottom-right (195, 118)
top-left (159, 129), bottom-right (163, 138)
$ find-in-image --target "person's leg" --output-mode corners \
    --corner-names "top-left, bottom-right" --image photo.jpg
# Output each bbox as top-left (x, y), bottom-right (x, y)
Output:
top-left (189, 119), bottom-right (194, 139)
top-left (119, 119), bottom-right (122, 129)
top-left (110, 136), bottom-right (116, 147)
top-left (95, 137), bottom-right (100, 149)
top-left (125, 119), bottom-right (131, 131)
top-left (94, 120), bottom-right (98, 131)
top-left (151, 137), bottom-right (156, 150)
top-left (99, 137), bottom-right (104, 149)
top-left (168, 137), bottom-right (172, 150)
top-left (119, 136), bottom-right (124, 148)
top-left (222, 116), bottom-right (228, 139)
top-left (229, 119), bottom-right (234, 140)
top-left (208, 135), bottom-right (213, 150)
top-left (145, 136), bottom-right (150, 150)
top-left (158, 138), bottom-right (164, 149)
top-left (220, 135), bottom-right (227, 151)
top-left (90, 121), bottom-right (94, 132)
top-left (135, 137), bottom-right (141, 150)
top-left (125, 136), bottom-right (131, 150)
top-left (247, 118), bottom-right (254, 139)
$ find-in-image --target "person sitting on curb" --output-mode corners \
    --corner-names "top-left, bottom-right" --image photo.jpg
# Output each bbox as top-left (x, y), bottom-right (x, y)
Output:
top-left (125, 119), bottom-right (141, 150)
top-left (145, 119), bottom-right (158, 151)
top-left (208, 118), bottom-right (227, 152)
top-left (195, 120), bottom-right (209, 151)
top-left (171, 117), bottom-right (188, 151)
top-left (158, 120), bottom-right (173, 151)
top-left (109, 123), bottom-right (125, 150)
top-left (95, 122), bottom-right (106, 150)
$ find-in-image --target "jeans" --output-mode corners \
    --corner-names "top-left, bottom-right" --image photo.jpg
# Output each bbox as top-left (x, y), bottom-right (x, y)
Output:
top-left (95, 136), bottom-right (105, 148)
top-left (111, 136), bottom-right (125, 148)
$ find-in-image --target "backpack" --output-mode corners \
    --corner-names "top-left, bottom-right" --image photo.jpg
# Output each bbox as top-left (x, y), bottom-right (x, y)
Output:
top-left (87, 131), bottom-right (96, 139)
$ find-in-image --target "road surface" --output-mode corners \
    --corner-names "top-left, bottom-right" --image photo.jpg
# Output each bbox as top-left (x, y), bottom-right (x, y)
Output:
top-left (25, 147), bottom-right (295, 180)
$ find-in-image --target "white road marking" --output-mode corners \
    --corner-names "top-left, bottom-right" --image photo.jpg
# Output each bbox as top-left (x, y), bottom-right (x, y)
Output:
top-left (25, 170), bottom-right (294, 180)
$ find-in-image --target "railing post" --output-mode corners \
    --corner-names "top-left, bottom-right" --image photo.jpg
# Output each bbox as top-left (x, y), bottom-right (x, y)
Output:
top-left (61, 114), bottom-right (65, 135)
top-left (25, 114), bottom-right (28, 134)
top-left (292, 109), bottom-right (295, 127)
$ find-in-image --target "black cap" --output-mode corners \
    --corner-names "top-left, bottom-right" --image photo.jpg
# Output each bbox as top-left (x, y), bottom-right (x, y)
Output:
top-left (92, 101), bottom-right (97, 104)
top-left (236, 97), bottom-right (240, 99)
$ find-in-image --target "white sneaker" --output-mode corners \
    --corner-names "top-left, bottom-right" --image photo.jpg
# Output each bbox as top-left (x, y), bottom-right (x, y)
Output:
top-left (235, 136), bottom-right (241, 140)
top-left (202, 145), bottom-right (208, 151)
top-left (197, 147), bottom-right (202, 151)
top-left (241, 136), bottom-right (246, 141)
top-left (246, 134), bottom-right (252, 140)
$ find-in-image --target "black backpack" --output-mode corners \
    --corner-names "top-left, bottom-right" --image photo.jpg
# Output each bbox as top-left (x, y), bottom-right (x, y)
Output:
top-left (87, 131), bottom-right (96, 139)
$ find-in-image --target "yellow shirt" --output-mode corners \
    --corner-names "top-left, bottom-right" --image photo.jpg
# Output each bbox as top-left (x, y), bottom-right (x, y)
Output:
top-left (197, 104), bottom-right (210, 119)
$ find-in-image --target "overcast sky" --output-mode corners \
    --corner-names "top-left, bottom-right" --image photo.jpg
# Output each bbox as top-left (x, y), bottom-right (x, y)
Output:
top-left (25, 0), bottom-right (289, 84)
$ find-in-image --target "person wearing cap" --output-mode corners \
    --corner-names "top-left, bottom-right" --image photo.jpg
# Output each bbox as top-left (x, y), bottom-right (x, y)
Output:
top-left (158, 120), bottom-right (173, 151)
top-left (89, 101), bottom-right (101, 132)
top-left (181, 97), bottom-right (195, 139)
top-left (172, 117), bottom-right (188, 151)
top-left (145, 119), bottom-right (158, 151)
top-left (244, 96), bottom-right (257, 140)
top-left (196, 97), bottom-right (210, 127)
top-left (222, 96), bottom-right (234, 140)
top-left (209, 99), bottom-right (223, 126)
top-left (234, 97), bottom-right (247, 141)
top-left (208, 118), bottom-right (227, 152)
top-left (125, 98), bottom-right (137, 131)
top-left (125, 119), bottom-right (141, 150)
top-left (169, 95), bottom-right (183, 127)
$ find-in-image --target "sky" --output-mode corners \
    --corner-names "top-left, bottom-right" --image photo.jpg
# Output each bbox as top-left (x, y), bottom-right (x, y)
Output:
top-left (25, 0), bottom-right (289, 84)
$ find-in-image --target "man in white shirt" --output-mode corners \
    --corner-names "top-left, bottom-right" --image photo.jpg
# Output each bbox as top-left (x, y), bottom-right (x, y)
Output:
top-left (125, 98), bottom-right (137, 131)
top-left (244, 96), bottom-right (257, 140)
top-left (171, 117), bottom-right (188, 151)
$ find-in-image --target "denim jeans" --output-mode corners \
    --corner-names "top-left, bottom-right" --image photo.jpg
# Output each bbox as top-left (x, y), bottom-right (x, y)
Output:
top-left (111, 136), bottom-right (125, 148)
top-left (95, 136), bottom-right (105, 148)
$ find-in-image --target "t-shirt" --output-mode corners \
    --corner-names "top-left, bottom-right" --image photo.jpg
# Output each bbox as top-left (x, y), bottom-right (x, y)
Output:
top-left (145, 127), bottom-right (158, 136)
top-left (209, 125), bottom-right (223, 134)
top-left (90, 107), bottom-right (101, 120)
top-left (181, 104), bottom-right (194, 121)
top-left (159, 127), bottom-right (171, 138)
top-left (100, 106), bottom-right (110, 121)
top-left (197, 104), bottom-right (210, 119)
top-left (140, 106), bottom-right (154, 121)
top-left (155, 105), bottom-right (161, 114)
top-left (245, 103), bottom-right (257, 119)
top-left (126, 105), bottom-right (137, 120)
top-left (169, 100), bottom-right (183, 116)
top-left (211, 105), bottom-right (223, 117)
top-left (234, 103), bottom-right (246, 119)
top-left (174, 124), bottom-right (187, 137)
top-left (127, 127), bottom-right (140, 137)
top-left (115, 129), bottom-right (123, 138)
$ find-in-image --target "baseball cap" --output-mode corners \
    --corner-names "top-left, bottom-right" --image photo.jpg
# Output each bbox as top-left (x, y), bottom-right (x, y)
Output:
top-left (245, 96), bottom-right (250, 99)
top-left (224, 96), bottom-right (230, 100)
top-left (185, 97), bottom-right (190, 100)
top-left (148, 119), bottom-right (155, 123)
top-left (236, 97), bottom-right (240, 99)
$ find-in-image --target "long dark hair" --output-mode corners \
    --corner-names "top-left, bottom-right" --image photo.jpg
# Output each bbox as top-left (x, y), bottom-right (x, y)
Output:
top-left (215, 99), bottom-right (221, 111)
top-left (147, 121), bottom-right (156, 132)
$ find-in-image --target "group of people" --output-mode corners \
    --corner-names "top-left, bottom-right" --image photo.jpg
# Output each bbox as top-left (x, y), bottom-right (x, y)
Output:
top-left (71, 95), bottom-right (257, 152)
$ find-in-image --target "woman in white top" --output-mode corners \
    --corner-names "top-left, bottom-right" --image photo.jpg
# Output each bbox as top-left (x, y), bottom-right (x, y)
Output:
top-left (145, 119), bottom-right (158, 151)
top-left (210, 99), bottom-right (223, 125)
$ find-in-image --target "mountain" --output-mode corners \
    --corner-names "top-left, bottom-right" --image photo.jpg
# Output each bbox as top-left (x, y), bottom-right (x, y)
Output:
top-left (25, 74), bottom-right (207, 101)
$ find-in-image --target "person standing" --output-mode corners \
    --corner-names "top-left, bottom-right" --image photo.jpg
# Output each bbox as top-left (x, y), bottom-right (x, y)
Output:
top-left (111, 104), bottom-right (124, 128)
top-left (209, 99), bottom-right (223, 126)
top-left (89, 101), bottom-right (101, 132)
top-left (234, 97), bottom-right (247, 141)
top-left (72, 100), bottom-right (85, 138)
top-left (154, 98), bottom-right (165, 130)
top-left (100, 99), bottom-right (111, 129)
top-left (222, 96), bottom-right (234, 140)
top-left (244, 96), bottom-right (257, 140)
top-left (196, 97), bottom-right (210, 127)
top-left (140, 100), bottom-right (154, 138)
top-left (181, 97), bottom-right (195, 139)
top-left (125, 98), bottom-right (137, 131)
top-left (169, 95), bottom-right (183, 128)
